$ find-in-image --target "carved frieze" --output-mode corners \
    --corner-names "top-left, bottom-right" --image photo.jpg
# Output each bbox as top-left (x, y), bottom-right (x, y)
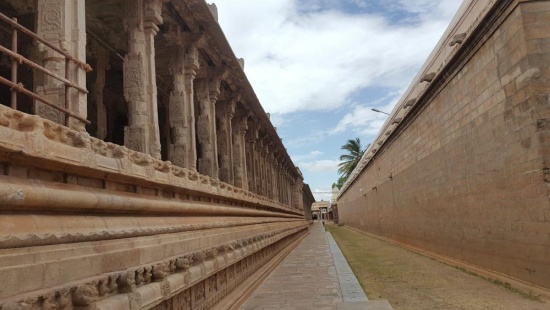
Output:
top-left (192, 281), bottom-right (205, 305)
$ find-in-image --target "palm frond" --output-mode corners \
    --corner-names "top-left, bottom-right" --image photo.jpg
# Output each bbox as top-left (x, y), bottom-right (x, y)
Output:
top-left (336, 137), bottom-right (367, 178)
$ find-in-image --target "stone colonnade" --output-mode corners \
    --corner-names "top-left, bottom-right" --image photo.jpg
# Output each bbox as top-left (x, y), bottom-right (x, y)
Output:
top-left (30, 0), bottom-right (303, 209)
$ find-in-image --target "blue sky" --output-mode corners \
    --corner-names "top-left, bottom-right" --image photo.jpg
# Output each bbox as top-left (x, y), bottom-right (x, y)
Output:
top-left (213, 0), bottom-right (463, 201)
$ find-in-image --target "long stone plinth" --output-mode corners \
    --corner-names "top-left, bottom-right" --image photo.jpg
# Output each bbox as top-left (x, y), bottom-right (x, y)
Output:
top-left (0, 107), bottom-right (308, 309)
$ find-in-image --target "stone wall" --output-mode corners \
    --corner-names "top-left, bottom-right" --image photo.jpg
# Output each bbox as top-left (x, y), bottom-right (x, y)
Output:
top-left (338, 0), bottom-right (550, 290)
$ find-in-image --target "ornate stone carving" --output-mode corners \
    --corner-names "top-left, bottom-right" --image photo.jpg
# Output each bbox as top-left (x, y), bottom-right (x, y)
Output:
top-left (128, 293), bottom-right (141, 310)
top-left (123, 53), bottom-right (145, 102)
top-left (124, 126), bottom-right (146, 153)
top-left (143, 266), bottom-right (153, 284)
top-left (97, 278), bottom-right (109, 297)
top-left (206, 276), bottom-right (217, 296)
top-left (38, 0), bottom-right (63, 32)
top-left (117, 271), bottom-right (137, 293)
top-left (108, 275), bottom-right (119, 293)
top-left (135, 268), bottom-right (144, 285)
top-left (160, 281), bottom-right (170, 298)
top-left (72, 285), bottom-right (99, 307)
top-left (124, 0), bottom-right (143, 31)
top-left (152, 263), bottom-right (168, 281)
top-left (57, 288), bottom-right (72, 310)
top-left (192, 281), bottom-right (205, 305)
top-left (172, 290), bottom-right (191, 310)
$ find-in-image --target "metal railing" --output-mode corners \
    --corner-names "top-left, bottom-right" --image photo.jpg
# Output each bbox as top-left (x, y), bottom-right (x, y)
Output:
top-left (0, 13), bottom-right (92, 126)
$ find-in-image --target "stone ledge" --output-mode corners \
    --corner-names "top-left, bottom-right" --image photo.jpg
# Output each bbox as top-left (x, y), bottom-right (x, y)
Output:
top-left (0, 106), bottom-right (302, 217)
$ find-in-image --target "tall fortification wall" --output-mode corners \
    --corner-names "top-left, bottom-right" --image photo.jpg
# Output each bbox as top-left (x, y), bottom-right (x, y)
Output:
top-left (338, 0), bottom-right (550, 290)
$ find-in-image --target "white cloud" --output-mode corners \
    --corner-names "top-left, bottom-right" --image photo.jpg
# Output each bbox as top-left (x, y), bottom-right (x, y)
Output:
top-left (214, 0), bottom-right (462, 115)
top-left (331, 106), bottom-right (387, 136)
top-left (292, 150), bottom-right (324, 162)
top-left (397, 0), bottom-right (462, 17)
top-left (330, 89), bottom-right (403, 136)
top-left (297, 159), bottom-right (339, 173)
top-left (212, 0), bottom-right (462, 197)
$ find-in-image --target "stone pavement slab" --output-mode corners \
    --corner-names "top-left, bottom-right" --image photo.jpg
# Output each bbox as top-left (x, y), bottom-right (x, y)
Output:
top-left (241, 223), bottom-right (392, 310)
top-left (241, 223), bottom-right (342, 309)
top-left (326, 232), bottom-right (368, 302)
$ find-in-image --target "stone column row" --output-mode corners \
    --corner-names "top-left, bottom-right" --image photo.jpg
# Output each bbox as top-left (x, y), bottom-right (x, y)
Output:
top-left (34, 0), bottom-right (304, 208)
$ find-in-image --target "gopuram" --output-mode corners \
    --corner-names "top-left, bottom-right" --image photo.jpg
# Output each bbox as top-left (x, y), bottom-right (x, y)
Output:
top-left (0, 0), bottom-right (315, 309)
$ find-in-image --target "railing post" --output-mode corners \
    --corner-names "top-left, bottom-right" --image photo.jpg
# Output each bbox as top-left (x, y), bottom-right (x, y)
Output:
top-left (10, 17), bottom-right (17, 110)
top-left (0, 14), bottom-right (92, 125)
top-left (64, 58), bottom-right (70, 127)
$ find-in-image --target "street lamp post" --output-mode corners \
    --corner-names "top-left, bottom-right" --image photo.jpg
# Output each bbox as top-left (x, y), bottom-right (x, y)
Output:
top-left (371, 108), bottom-right (390, 115)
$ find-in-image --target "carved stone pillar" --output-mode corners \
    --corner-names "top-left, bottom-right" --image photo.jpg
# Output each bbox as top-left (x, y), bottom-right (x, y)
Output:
top-left (196, 74), bottom-right (223, 178)
top-left (89, 42), bottom-right (109, 140)
top-left (266, 149), bottom-right (274, 200)
top-left (216, 98), bottom-right (235, 184)
top-left (232, 112), bottom-right (248, 190)
top-left (271, 155), bottom-right (279, 201)
top-left (281, 169), bottom-right (286, 205)
top-left (278, 167), bottom-right (284, 203)
top-left (184, 45), bottom-right (199, 170)
top-left (123, 0), bottom-right (163, 158)
top-left (166, 25), bottom-right (199, 169)
top-left (262, 142), bottom-right (270, 198)
top-left (294, 179), bottom-right (304, 210)
top-left (274, 161), bottom-right (279, 202)
top-left (245, 139), bottom-right (255, 193)
top-left (286, 170), bottom-right (292, 206)
top-left (246, 121), bottom-right (259, 193)
top-left (256, 139), bottom-right (266, 196)
top-left (290, 177), bottom-right (296, 209)
top-left (281, 168), bottom-right (286, 204)
top-left (36, 0), bottom-right (87, 130)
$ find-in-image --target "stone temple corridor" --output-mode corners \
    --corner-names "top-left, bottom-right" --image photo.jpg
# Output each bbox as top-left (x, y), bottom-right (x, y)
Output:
top-left (0, 0), bottom-right (550, 309)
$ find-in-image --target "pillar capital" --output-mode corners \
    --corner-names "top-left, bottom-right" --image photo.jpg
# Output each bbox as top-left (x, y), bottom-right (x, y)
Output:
top-left (246, 120), bottom-right (260, 144)
top-left (208, 68), bottom-right (228, 100)
top-left (217, 99), bottom-right (235, 119)
top-left (237, 114), bottom-right (249, 134)
top-left (123, 0), bottom-right (143, 32)
top-left (144, 0), bottom-right (166, 35)
top-left (182, 39), bottom-right (200, 75)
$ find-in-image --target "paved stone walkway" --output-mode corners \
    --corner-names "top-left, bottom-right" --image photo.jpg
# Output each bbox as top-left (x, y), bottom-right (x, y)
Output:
top-left (241, 223), bottom-right (371, 310)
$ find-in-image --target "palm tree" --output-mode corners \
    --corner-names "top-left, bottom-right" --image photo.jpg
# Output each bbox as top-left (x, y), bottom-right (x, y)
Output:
top-left (337, 138), bottom-right (366, 179)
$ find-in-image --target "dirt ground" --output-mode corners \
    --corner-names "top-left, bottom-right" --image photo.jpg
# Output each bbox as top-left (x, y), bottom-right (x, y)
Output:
top-left (326, 225), bottom-right (549, 310)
